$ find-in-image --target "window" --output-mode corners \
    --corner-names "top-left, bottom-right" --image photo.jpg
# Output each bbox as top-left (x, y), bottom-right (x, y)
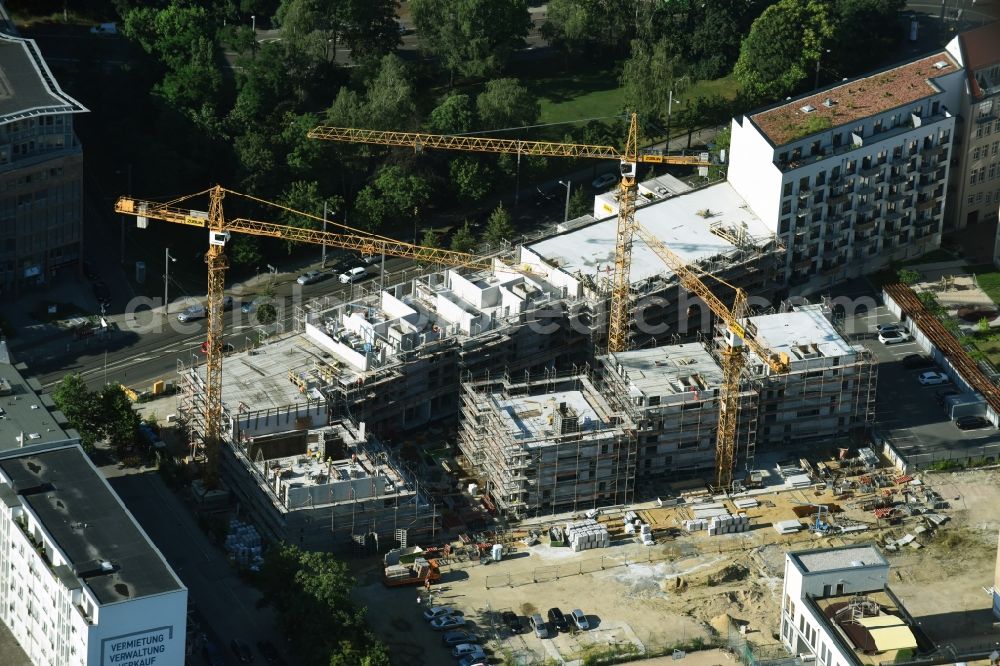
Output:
top-left (993, 141), bottom-right (999, 156)
top-left (976, 192), bottom-right (984, 203)
top-left (783, 182), bottom-right (792, 197)
top-left (975, 147), bottom-right (981, 160)
top-left (987, 192), bottom-right (992, 204)
top-left (977, 125), bottom-right (984, 138)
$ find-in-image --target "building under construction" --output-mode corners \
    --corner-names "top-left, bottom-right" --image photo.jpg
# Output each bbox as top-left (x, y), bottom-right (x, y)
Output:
top-left (457, 367), bottom-right (638, 519)
top-left (735, 303), bottom-right (877, 449)
top-left (177, 336), bottom-right (437, 551)
top-left (456, 303), bottom-right (875, 516)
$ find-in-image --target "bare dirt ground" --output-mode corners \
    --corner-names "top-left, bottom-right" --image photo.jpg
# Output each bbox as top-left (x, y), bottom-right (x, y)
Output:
top-left (353, 466), bottom-right (1000, 665)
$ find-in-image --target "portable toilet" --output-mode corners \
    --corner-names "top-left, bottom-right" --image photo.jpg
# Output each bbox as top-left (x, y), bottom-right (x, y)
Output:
top-left (491, 543), bottom-right (503, 561)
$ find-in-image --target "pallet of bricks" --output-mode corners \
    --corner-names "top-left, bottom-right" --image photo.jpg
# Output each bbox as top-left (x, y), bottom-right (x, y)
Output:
top-left (707, 512), bottom-right (750, 536)
top-left (565, 519), bottom-right (609, 552)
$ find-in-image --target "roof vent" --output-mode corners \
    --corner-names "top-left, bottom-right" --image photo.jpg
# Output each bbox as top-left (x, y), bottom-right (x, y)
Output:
top-left (800, 104), bottom-right (817, 113)
top-left (933, 60), bottom-right (949, 70)
top-left (822, 98), bottom-right (836, 108)
top-left (850, 560), bottom-right (865, 567)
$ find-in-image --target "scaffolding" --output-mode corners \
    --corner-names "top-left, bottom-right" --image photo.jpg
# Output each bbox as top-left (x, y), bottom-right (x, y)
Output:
top-left (458, 366), bottom-right (638, 520)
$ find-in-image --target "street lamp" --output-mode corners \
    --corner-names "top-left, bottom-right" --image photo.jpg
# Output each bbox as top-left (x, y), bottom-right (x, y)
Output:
top-left (251, 15), bottom-right (256, 56)
top-left (558, 180), bottom-right (572, 223)
top-left (115, 164), bottom-right (132, 264)
top-left (266, 264), bottom-right (277, 285)
top-left (322, 202), bottom-right (328, 268)
top-left (164, 248), bottom-right (176, 315)
top-left (815, 48), bottom-right (831, 90)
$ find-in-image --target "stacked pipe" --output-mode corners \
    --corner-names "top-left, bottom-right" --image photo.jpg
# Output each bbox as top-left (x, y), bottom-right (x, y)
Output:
top-left (224, 518), bottom-right (264, 571)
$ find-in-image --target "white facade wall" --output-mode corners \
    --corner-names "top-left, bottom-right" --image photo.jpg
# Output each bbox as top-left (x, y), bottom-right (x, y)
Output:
top-left (0, 493), bottom-right (186, 666)
top-left (728, 116), bottom-right (784, 230)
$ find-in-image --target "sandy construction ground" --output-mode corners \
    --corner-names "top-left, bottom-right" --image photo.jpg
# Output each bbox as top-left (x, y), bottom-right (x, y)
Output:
top-left (353, 466), bottom-right (1000, 665)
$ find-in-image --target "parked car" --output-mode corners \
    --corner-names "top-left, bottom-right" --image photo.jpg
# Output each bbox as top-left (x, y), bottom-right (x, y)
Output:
top-left (529, 613), bottom-right (549, 639)
top-left (223, 295), bottom-right (234, 310)
top-left (256, 640), bottom-right (280, 664)
top-left (918, 370), bottom-right (950, 386)
top-left (458, 657), bottom-right (487, 666)
top-left (452, 644), bottom-right (486, 660)
top-left (902, 354), bottom-right (935, 369)
top-left (875, 323), bottom-right (903, 334)
top-left (90, 22), bottom-right (117, 35)
top-left (571, 609), bottom-right (590, 630)
top-left (878, 330), bottom-right (909, 345)
top-left (339, 266), bottom-right (367, 283)
top-left (501, 611), bottom-right (522, 634)
top-left (935, 389), bottom-right (959, 407)
top-left (296, 270), bottom-right (325, 285)
top-left (547, 607), bottom-right (569, 632)
top-left (177, 304), bottom-right (206, 322)
top-left (431, 614), bottom-right (466, 631)
top-left (231, 638), bottom-right (255, 663)
top-left (241, 298), bottom-right (257, 314)
top-left (955, 415), bottom-right (990, 430)
top-left (423, 606), bottom-right (454, 622)
top-left (442, 630), bottom-right (478, 647)
top-left (591, 173), bottom-right (618, 189)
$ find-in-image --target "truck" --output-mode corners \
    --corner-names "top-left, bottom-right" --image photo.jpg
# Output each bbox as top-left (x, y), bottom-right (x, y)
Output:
top-left (382, 546), bottom-right (442, 587)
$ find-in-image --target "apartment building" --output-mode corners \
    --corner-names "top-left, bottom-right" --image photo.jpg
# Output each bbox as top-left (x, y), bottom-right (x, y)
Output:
top-left (737, 304), bottom-right (876, 448)
top-left (0, 30), bottom-right (86, 296)
top-left (457, 369), bottom-right (638, 519)
top-left (599, 343), bottom-right (757, 485)
top-left (729, 52), bottom-right (965, 295)
top-left (0, 442), bottom-right (186, 666)
top-left (944, 23), bottom-right (1000, 228)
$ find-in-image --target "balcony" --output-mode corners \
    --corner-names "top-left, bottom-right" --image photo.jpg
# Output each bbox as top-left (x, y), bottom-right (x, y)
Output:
top-left (856, 218), bottom-right (877, 233)
top-left (916, 198), bottom-right (937, 212)
top-left (859, 163), bottom-right (880, 177)
top-left (829, 192), bottom-right (850, 205)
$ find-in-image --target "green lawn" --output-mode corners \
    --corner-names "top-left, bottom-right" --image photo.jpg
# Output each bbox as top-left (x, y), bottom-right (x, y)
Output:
top-left (974, 269), bottom-right (1000, 305)
top-left (971, 335), bottom-right (1000, 368)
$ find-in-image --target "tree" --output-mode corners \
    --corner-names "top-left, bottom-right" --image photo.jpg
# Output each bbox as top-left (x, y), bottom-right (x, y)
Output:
top-left (256, 302), bottom-right (277, 325)
top-left (567, 188), bottom-right (592, 220)
top-left (420, 228), bottom-right (442, 248)
top-left (410, 0), bottom-right (530, 81)
top-left (450, 156), bottom-right (493, 202)
top-left (101, 385), bottom-right (141, 454)
top-left (353, 185), bottom-right (391, 232)
top-left (276, 0), bottom-right (400, 64)
top-left (476, 78), bottom-right (539, 130)
top-left (897, 268), bottom-right (920, 285)
top-left (484, 203), bottom-right (515, 247)
top-left (828, 0), bottom-right (906, 79)
top-left (52, 374), bottom-right (103, 451)
top-left (277, 181), bottom-right (340, 253)
top-left (977, 317), bottom-right (992, 336)
top-left (621, 38), bottom-right (688, 133)
top-left (733, 0), bottom-right (834, 103)
top-left (450, 221), bottom-right (477, 253)
top-left (364, 55), bottom-right (417, 130)
top-left (230, 236), bottom-right (264, 268)
top-left (373, 165), bottom-right (432, 218)
top-left (426, 93), bottom-right (476, 134)
top-left (542, 0), bottom-right (632, 56)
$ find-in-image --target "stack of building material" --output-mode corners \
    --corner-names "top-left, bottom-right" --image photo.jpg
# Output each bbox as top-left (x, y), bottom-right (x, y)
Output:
top-left (684, 518), bottom-right (708, 532)
top-left (565, 519), bottom-right (610, 551)
top-left (623, 510), bottom-right (639, 525)
top-left (784, 474), bottom-right (812, 489)
top-left (773, 519), bottom-right (803, 535)
top-left (733, 498), bottom-right (759, 510)
top-left (691, 502), bottom-right (729, 520)
top-left (413, 556), bottom-right (432, 577)
top-left (384, 564), bottom-right (412, 582)
top-left (225, 519), bottom-right (264, 571)
top-left (639, 523), bottom-right (654, 545)
top-left (706, 513), bottom-right (750, 536)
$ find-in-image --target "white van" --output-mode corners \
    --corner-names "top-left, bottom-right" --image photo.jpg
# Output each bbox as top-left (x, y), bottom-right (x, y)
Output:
top-left (177, 304), bottom-right (206, 322)
top-left (339, 266), bottom-right (367, 283)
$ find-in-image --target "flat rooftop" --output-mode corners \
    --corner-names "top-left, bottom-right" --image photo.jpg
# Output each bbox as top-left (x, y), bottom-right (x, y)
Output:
top-left (211, 334), bottom-right (339, 412)
top-left (605, 343), bottom-right (724, 399)
top-left (0, 360), bottom-right (69, 450)
top-left (752, 51), bottom-right (959, 146)
top-left (0, 444), bottom-right (182, 605)
top-left (791, 545), bottom-right (887, 573)
top-left (494, 390), bottom-right (611, 442)
top-left (748, 304), bottom-right (855, 360)
top-left (530, 181), bottom-right (772, 284)
top-left (0, 33), bottom-right (86, 125)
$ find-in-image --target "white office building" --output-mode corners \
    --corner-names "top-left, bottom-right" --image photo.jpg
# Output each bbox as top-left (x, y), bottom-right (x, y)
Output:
top-left (729, 51), bottom-right (966, 295)
top-left (0, 442), bottom-right (186, 666)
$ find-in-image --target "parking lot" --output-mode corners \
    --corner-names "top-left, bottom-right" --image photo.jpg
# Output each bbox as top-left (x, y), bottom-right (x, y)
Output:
top-left (849, 304), bottom-right (1000, 467)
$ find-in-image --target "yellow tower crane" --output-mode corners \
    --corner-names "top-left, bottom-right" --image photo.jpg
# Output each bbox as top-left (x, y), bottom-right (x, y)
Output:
top-left (632, 224), bottom-right (789, 488)
top-left (307, 113), bottom-right (711, 353)
top-left (115, 185), bottom-right (493, 487)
